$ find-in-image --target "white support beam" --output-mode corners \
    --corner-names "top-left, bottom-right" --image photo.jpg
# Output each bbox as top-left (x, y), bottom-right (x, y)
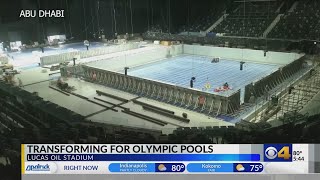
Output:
top-left (263, 14), bottom-right (284, 38)
top-left (205, 14), bottom-right (229, 33)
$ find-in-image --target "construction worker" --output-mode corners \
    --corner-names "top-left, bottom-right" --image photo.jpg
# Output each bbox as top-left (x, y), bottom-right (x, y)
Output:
top-left (92, 71), bottom-right (97, 81)
top-left (190, 77), bottom-right (196, 88)
top-left (223, 82), bottom-right (229, 89)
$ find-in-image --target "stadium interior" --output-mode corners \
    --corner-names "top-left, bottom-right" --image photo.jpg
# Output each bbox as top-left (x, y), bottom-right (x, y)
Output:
top-left (1, 0), bottom-right (320, 178)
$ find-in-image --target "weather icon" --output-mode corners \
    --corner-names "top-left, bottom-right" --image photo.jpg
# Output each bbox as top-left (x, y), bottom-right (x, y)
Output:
top-left (236, 164), bottom-right (245, 171)
top-left (158, 164), bottom-right (167, 171)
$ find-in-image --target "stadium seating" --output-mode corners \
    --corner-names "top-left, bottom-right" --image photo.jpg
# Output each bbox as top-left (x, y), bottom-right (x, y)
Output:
top-left (148, 24), bottom-right (167, 33)
top-left (173, 0), bottom-right (320, 40)
top-left (142, 32), bottom-right (293, 51)
top-left (212, 2), bottom-right (279, 37)
top-left (179, 10), bottom-right (224, 32)
top-left (268, 0), bottom-right (320, 40)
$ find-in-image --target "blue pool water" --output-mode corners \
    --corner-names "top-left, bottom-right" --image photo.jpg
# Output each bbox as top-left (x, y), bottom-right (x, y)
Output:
top-left (127, 55), bottom-right (281, 98)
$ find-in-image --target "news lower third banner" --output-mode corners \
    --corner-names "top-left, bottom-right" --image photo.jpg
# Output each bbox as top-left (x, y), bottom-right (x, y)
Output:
top-left (21, 144), bottom-right (318, 174)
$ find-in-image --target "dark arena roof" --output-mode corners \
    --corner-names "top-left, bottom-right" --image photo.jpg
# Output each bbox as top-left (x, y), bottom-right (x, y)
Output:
top-left (1, 0), bottom-right (320, 179)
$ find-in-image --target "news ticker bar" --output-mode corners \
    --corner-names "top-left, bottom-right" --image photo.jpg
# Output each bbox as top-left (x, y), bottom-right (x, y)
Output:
top-left (22, 161), bottom-right (312, 174)
top-left (23, 162), bottom-right (265, 174)
top-left (21, 174), bottom-right (320, 180)
top-left (21, 144), bottom-right (320, 174)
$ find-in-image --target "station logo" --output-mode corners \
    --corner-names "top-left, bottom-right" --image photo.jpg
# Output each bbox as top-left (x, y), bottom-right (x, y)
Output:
top-left (264, 144), bottom-right (292, 162)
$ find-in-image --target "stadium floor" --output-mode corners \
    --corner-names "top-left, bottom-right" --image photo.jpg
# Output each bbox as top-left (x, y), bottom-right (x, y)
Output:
top-left (127, 55), bottom-right (281, 98)
top-left (15, 68), bottom-right (233, 133)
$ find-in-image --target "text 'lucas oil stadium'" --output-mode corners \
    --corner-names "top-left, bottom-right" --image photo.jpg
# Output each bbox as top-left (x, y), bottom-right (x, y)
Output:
top-left (1, 0), bottom-right (320, 178)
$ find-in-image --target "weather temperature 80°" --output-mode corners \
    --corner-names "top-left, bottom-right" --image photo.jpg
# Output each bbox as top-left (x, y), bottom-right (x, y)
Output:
top-left (155, 163), bottom-right (185, 172)
top-left (292, 150), bottom-right (305, 161)
top-left (293, 150), bottom-right (303, 156)
top-left (172, 164), bottom-right (185, 172)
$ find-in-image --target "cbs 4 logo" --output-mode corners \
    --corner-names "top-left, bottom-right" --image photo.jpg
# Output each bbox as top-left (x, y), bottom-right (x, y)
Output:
top-left (264, 144), bottom-right (292, 162)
